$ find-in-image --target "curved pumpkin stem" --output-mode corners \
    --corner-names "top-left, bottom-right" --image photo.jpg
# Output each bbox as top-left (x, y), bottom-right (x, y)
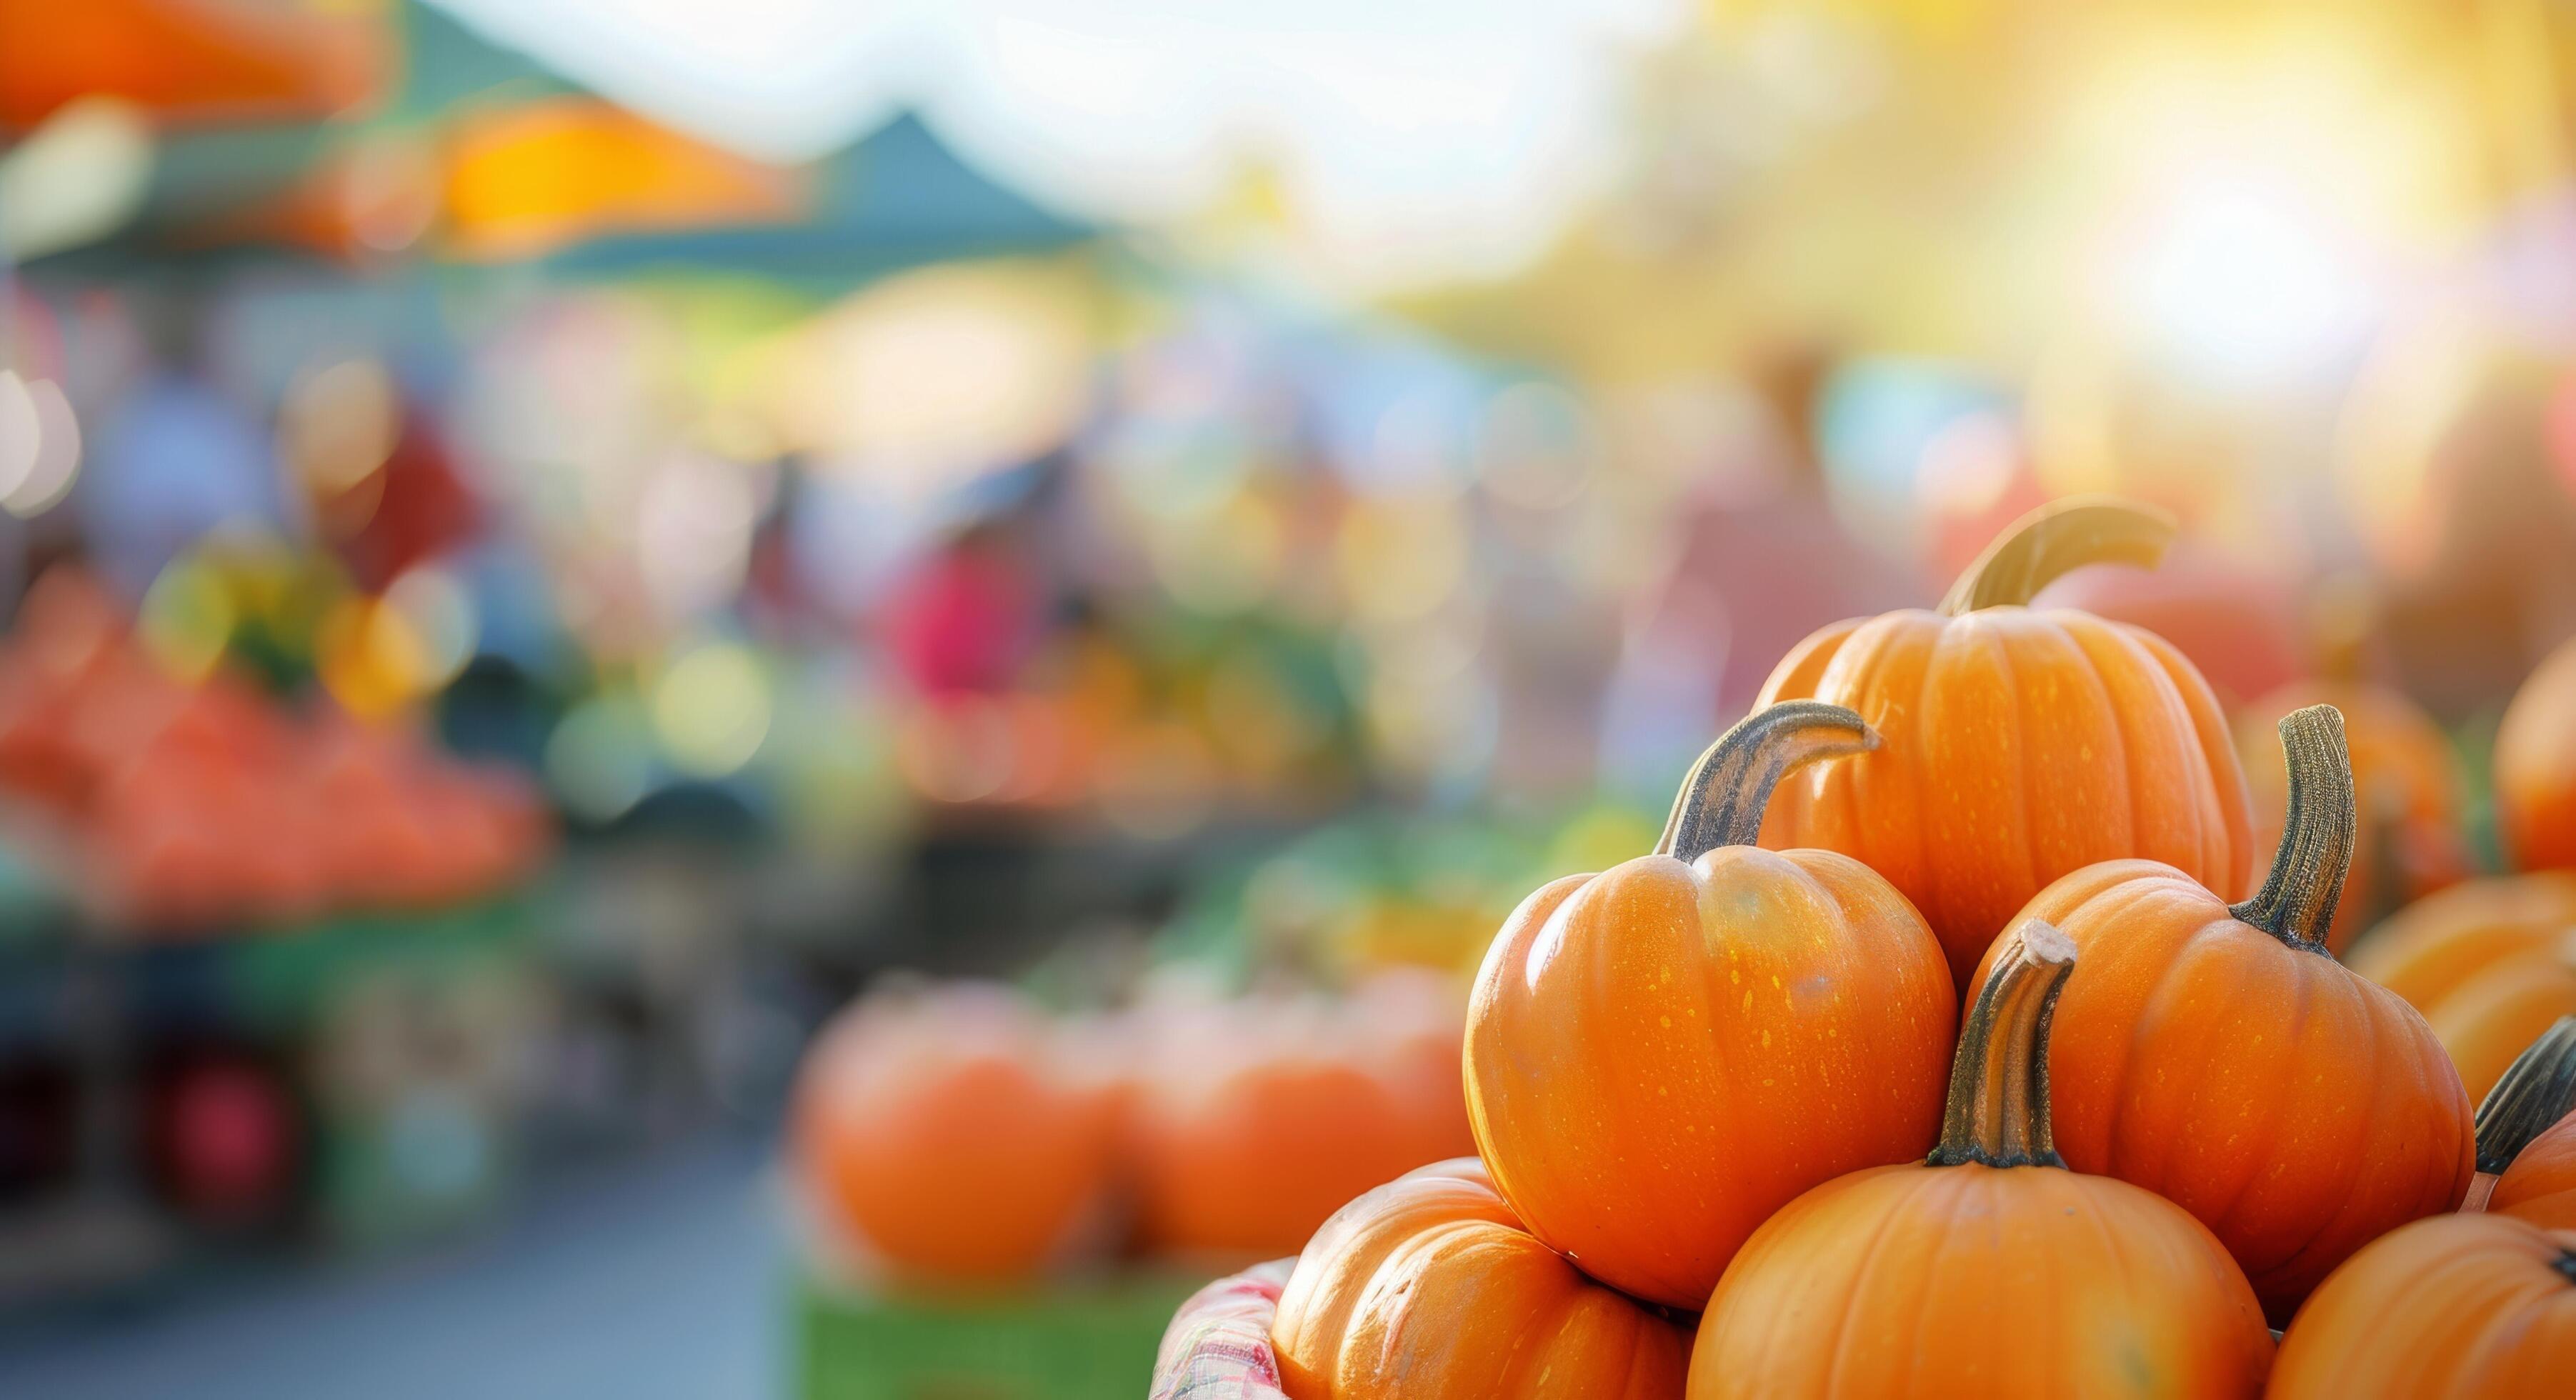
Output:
top-left (1930, 921), bottom-right (2077, 1169)
top-left (2229, 706), bottom-right (2355, 953)
top-left (1937, 496), bottom-right (2178, 616)
top-left (2475, 1016), bottom-right (2576, 1176)
top-left (1656, 701), bottom-right (1876, 865)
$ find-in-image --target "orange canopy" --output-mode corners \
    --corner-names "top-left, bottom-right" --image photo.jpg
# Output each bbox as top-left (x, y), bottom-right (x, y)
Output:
top-left (0, 0), bottom-right (386, 131)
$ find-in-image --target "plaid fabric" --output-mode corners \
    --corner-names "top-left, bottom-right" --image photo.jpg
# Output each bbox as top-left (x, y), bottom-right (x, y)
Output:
top-left (1149, 1259), bottom-right (1297, 1400)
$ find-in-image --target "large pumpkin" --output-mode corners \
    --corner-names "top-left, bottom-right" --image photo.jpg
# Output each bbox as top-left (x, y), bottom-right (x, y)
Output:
top-left (2475, 1017), bottom-right (2576, 1229)
top-left (1757, 497), bottom-right (2255, 984)
top-left (2497, 635), bottom-right (2576, 873)
top-left (2235, 679), bottom-right (2470, 954)
top-left (1688, 923), bottom-right (2272, 1399)
top-left (792, 984), bottom-right (1118, 1287)
top-left (1967, 705), bottom-right (2474, 1322)
top-left (1269, 1158), bottom-right (1689, 1400)
top-left (2349, 874), bottom-right (2576, 1102)
top-left (2267, 1211), bottom-right (2576, 1399)
top-left (1465, 701), bottom-right (1956, 1309)
top-left (2030, 537), bottom-right (2311, 710)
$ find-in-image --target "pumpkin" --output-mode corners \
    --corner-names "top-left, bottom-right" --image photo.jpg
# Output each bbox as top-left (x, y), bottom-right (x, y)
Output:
top-left (2497, 636), bottom-right (2576, 873)
top-left (1757, 496), bottom-right (2256, 984)
top-left (2031, 536), bottom-right (2312, 709)
top-left (2348, 874), bottom-right (2576, 1102)
top-left (1967, 705), bottom-right (2475, 1322)
top-left (2475, 1016), bottom-right (2576, 1228)
top-left (793, 984), bottom-right (1117, 1287)
top-left (1688, 922), bottom-right (2272, 1399)
top-left (2234, 680), bottom-right (2470, 954)
top-left (1464, 701), bottom-right (1956, 1309)
top-left (1269, 1158), bottom-right (1689, 1400)
top-left (2266, 1211), bottom-right (2576, 1399)
top-left (1127, 991), bottom-right (1471, 1264)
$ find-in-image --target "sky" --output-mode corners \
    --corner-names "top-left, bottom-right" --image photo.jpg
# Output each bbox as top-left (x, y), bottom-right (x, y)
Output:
top-left (426, 0), bottom-right (1686, 289)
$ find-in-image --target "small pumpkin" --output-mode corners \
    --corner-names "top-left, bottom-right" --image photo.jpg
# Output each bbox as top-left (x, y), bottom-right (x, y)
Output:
top-left (2348, 874), bottom-right (2576, 1102)
top-left (1688, 922), bottom-right (2272, 1399)
top-left (2497, 635), bottom-right (2576, 873)
top-left (1269, 1158), bottom-right (1689, 1400)
top-left (1465, 701), bottom-right (1956, 1309)
top-left (792, 984), bottom-right (1118, 1287)
top-left (2473, 1016), bottom-right (2576, 1229)
top-left (2267, 1211), bottom-right (2576, 1399)
top-left (1967, 705), bottom-right (2474, 1322)
top-left (2234, 680), bottom-right (2470, 954)
top-left (1757, 496), bottom-right (2256, 984)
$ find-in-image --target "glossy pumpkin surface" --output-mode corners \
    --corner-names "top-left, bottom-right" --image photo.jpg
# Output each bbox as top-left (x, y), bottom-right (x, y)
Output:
top-left (2350, 874), bottom-right (2576, 1101)
top-left (2235, 680), bottom-right (2469, 954)
top-left (2475, 1018), bottom-right (2576, 1230)
top-left (794, 985), bottom-right (1118, 1286)
top-left (2497, 636), bottom-right (2576, 874)
top-left (1269, 1158), bottom-right (1689, 1400)
top-left (1757, 498), bottom-right (2255, 984)
top-left (1689, 924), bottom-right (2272, 1399)
top-left (1967, 706), bottom-right (2474, 1322)
top-left (2268, 1212), bottom-right (2576, 1399)
top-left (1466, 703), bottom-right (1956, 1309)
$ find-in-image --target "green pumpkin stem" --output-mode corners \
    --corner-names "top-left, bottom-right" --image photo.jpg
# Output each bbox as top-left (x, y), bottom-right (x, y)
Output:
top-left (2475, 1016), bottom-right (2576, 1176)
top-left (1931, 921), bottom-right (2077, 1169)
top-left (1656, 701), bottom-right (1876, 864)
top-left (2230, 706), bottom-right (2355, 953)
top-left (1937, 496), bottom-right (2178, 615)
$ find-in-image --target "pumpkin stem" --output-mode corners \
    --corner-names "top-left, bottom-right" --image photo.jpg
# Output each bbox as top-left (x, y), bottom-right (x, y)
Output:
top-left (2475, 1016), bottom-right (2576, 1176)
top-left (1930, 921), bottom-right (2077, 1169)
top-left (1937, 496), bottom-right (2178, 615)
top-left (2228, 706), bottom-right (2355, 953)
top-left (1655, 701), bottom-right (1877, 865)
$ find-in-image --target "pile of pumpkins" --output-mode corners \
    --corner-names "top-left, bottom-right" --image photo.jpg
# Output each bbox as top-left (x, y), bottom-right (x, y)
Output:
top-left (1164, 499), bottom-right (2576, 1399)
top-left (0, 568), bottom-right (551, 929)
top-left (789, 967), bottom-right (1479, 1286)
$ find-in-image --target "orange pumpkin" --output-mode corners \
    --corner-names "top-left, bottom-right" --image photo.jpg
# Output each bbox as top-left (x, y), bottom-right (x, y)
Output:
top-left (2497, 636), bottom-right (2576, 873)
top-left (793, 984), bottom-right (1117, 1287)
top-left (1127, 994), bottom-right (1467, 1263)
top-left (1967, 706), bottom-right (2474, 1322)
top-left (2349, 874), bottom-right (2576, 1102)
top-left (1757, 498), bottom-right (2255, 985)
top-left (1269, 1158), bottom-right (1689, 1400)
top-left (1466, 701), bottom-right (1956, 1309)
top-left (2475, 1016), bottom-right (2576, 1229)
top-left (1689, 923), bottom-right (2272, 1399)
top-left (2235, 680), bottom-right (2470, 954)
top-left (2267, 1211), bottom-right (2576, 1399)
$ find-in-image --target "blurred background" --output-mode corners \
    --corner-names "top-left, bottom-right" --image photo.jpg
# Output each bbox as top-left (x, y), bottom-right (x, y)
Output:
top-left (1, 0), bottom-right (2574, 1396)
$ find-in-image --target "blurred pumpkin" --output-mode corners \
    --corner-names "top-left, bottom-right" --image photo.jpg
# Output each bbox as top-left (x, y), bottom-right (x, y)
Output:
top-left (793, 984), bottom-right (1117, 1287)
top-left (2474, 1017), bottom-right (2576, 1229)
top-left (1269, 1158), bottom-right (1688, 1400)
top-left (2267, 1211), bottom-right (2576, 1399)
top-left (1758, 497), bottom-right (2255, 984)
top-left (2350, 874), bottom-right (2576, 1103)
top-left (2031, 537), bottom-right (2310, 710)
top-left (2497, 636), bottom-right (2576, 873)
top-left (1467, 702), bottom-right (1955, 1310)
top-left (1689, 923), bottom-right (2272, 1399)
top-left (1967, 706), bottom-right (2474, 1322)
top-left (1126, 992), bottom-right (1465, 1263)
top-left (2235, 680), bottom-right (2470, 954)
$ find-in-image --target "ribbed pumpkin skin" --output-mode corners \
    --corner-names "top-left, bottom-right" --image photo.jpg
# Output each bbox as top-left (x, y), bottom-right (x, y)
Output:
top-left (2236, 681), bottom-right (2470, 954)
top-left (1688, 1164), bottom-right (2271, 1399)
top-left (2422, 951), bottom-right (2576, 1104)
top-left (2492, 1114), bottom-right (2576, 1230)
top-left (2349, 874), bottom-right (2576, 1004)
top-left (1465, 846), bottom-right (1955, 1310)
top-left (1270, 1159), bottom-right (1688, 1400)
top-left (2497, 638), bottom-right (2576, 874)
top-left (1968, 860), bottom-right (2474, 1321)
top-left (1757, 607), bottom-right (2255, 986)
top-left (2269, 1213), bottom-right (2576, 1399)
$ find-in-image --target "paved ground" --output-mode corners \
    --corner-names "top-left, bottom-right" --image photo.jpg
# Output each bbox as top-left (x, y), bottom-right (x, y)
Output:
top-left (0, 1136), bottom-right (784, 1400)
